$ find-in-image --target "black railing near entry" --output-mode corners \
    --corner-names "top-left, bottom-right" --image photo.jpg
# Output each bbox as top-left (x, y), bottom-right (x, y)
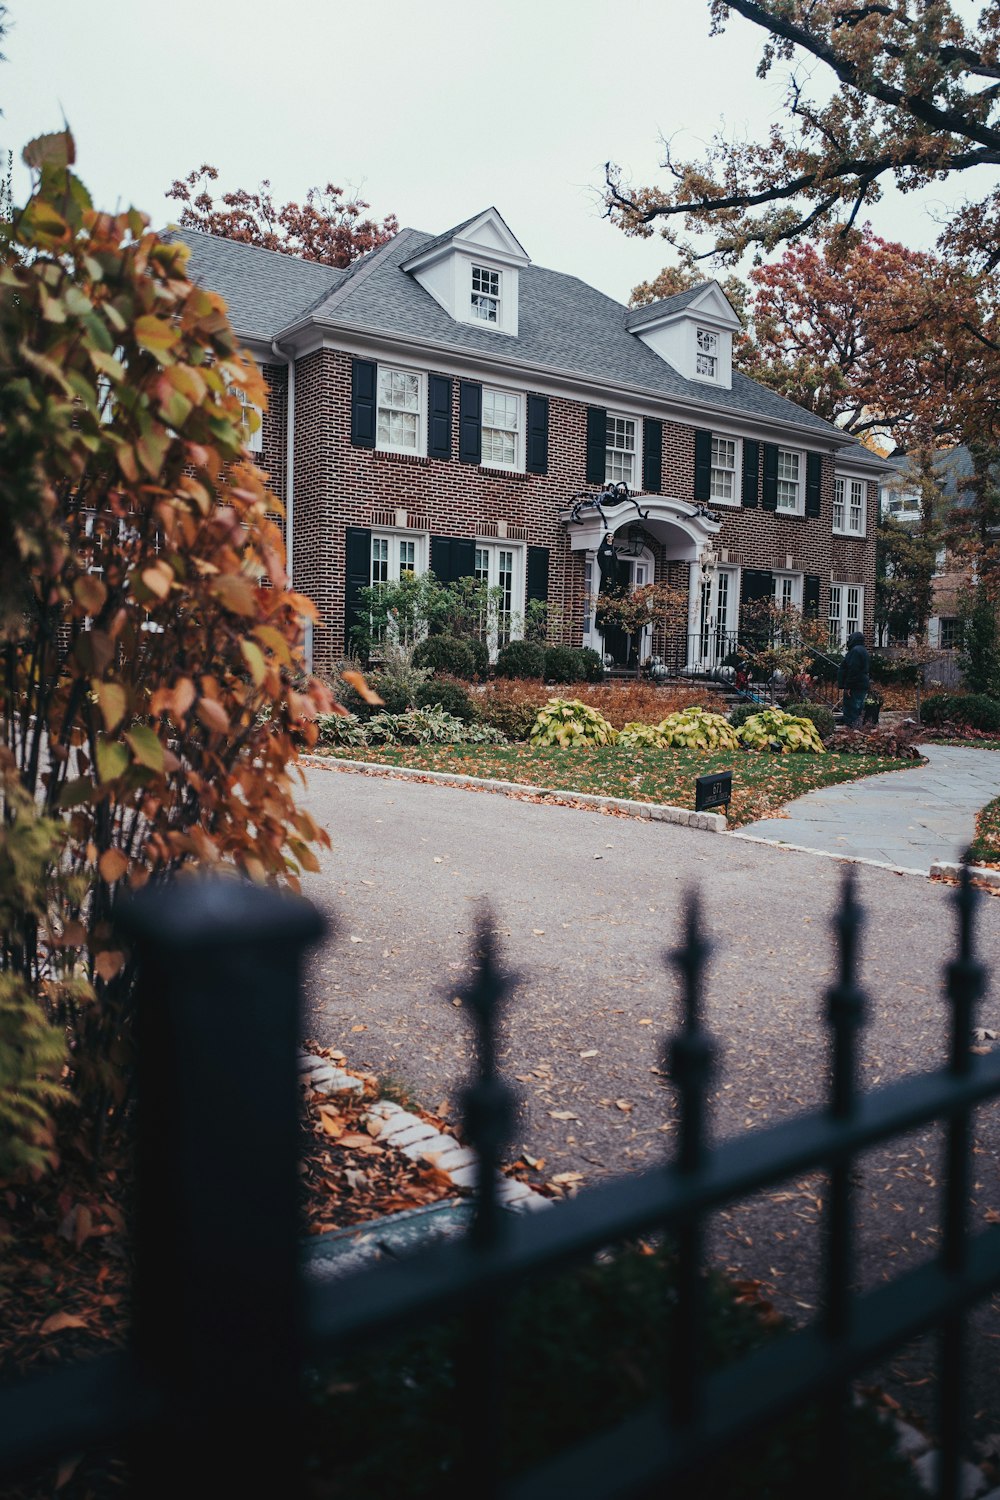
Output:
top-left (0, 871), bottom-right (997, 1499)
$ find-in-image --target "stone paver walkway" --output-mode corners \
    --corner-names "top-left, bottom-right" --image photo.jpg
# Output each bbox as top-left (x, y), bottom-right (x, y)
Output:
top-left (734, 744), bottom-right (1000, 872)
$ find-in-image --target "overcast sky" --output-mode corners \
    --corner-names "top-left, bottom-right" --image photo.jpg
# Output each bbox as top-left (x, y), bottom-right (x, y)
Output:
top-left (2, 0), bottom-right (994, 303)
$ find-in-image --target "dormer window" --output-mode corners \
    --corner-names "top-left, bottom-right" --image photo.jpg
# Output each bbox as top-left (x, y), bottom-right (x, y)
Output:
top-left (471, 265), bottom-right (501, 323)
top-left (695, 327), bottom-right (719, 380)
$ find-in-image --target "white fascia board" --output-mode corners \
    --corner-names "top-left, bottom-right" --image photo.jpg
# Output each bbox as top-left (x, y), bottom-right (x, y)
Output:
top-left (278, 318), bottom-right (846, 450)
top-left (240, 335), bottom-right (281, 367)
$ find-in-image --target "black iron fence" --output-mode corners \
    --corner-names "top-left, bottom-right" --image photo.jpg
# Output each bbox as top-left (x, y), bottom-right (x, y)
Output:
top-left (0, 871), bottom-right (997, 1498)
top-left (636, 630), bottom-right (843, 708)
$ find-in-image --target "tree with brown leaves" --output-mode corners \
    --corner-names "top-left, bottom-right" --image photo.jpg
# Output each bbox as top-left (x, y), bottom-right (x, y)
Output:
top-left (167, 165), bottom-right (398, 267)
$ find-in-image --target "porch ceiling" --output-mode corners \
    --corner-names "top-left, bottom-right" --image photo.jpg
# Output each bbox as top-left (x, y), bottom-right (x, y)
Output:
top-left (560, 495), bottom-right (721, 562)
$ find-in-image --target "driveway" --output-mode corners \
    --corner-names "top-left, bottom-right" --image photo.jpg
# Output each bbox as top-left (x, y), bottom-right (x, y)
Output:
top-left (736, 744), bottom-right (1000, 872)
top-left (298, 761), bottom-right (1000, 1440)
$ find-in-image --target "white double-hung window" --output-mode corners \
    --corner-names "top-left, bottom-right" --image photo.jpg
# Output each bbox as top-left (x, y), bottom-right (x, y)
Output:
top-left (471, 265), bottom-right (501, 323)
top-left (833, 476), bottom-right (866, 535)
top-left (776, 448), bottom-right (803, 513)
top-left (695, 327), bottom-right (719, 379)
top-left (376, 366), bottom-right (424, 455)
top-left (829, 582), bottom-right (863, 648)
top-left (606, 414), bottom-right (638, 487)
top-left (481, 387), bottom-right (522, 470)
top-left (710, 436), bottom-right (739, 503)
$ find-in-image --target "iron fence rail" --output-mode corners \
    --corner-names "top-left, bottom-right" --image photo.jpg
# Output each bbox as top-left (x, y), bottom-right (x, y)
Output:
top-left (0, 871), bottom-right (996, 1500)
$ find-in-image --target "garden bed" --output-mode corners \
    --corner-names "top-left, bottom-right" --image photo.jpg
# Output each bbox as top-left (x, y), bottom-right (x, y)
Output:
top-left (325, 745), bottom-right (919, 828)
top-left (966, 794), bottom-right (1000, 869)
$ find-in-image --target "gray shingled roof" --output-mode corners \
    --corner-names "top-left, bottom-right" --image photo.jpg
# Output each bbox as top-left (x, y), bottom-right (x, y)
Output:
top-left (172, 228), bottom-right (341, 343)
top-left (624, 284), bottom-right (713, 328)
top-left (176, 221), bottom-right (865, 445)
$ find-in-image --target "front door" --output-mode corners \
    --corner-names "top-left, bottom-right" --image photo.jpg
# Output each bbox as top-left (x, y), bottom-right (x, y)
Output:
top-left (599, 556), bottom-right (651, 668)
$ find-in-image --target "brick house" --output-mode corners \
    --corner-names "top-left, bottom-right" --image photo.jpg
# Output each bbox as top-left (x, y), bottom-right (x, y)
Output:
top-left (177, 208), bottom-right (885, 674)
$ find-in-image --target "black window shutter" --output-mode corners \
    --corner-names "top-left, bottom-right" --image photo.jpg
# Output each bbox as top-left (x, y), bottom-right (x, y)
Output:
top-left (586, 407), bottom-right (606, 485)
top-left (344, 526), bottom-right (372, 647)
top-left (805, 452), bottom-right (823, 518)
top-left (740, 568), bottom-right (774, 615)
top-left (459, 382), bottom-right (482, 465)
top-left (427, 375), bottom-right (452, 460)
top-left (804, 575), bottom-right (821, 618)
top-left (742, 440), bottom-right (760, 508)
top-left (430, 535), bottom-right (476, 584)
top-left (694, 429), bottom-right (713, 502)
top-left (351, 359), bottom-right (376, 449)
top-left (527, 546), bottom-right (549, 606)
top-left (526, 394), bottom-right (549, 475)
top-left (762, 443), bottom-right (779, 510)
top-left (643, 418), bottom-right (662, 493)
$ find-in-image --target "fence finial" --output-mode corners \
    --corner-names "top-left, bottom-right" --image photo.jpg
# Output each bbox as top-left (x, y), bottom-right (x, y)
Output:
top-left (458, 909), bottom-right (515, 1249)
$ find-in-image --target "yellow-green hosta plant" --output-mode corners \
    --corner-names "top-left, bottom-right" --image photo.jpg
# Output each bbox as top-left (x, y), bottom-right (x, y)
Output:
top-left (656, 707), bottom-right (741, 752)
top-left (529, 699), bottom-right (618, 748)
top-left (616, 721), bottom-right (668, 749)
top-left (738, 709), bottom-right (826, 754)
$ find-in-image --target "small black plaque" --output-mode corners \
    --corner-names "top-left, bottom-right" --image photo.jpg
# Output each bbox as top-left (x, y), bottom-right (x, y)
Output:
top-left (695, 770), bottom-right (732, 814)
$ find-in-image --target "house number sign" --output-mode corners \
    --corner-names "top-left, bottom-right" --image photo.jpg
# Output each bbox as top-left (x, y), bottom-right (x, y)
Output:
top-left (695, 770), bottom-right (732, 815)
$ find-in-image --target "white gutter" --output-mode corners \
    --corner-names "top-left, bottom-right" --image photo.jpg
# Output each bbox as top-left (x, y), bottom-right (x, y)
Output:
top-left (270, 338), bottom-right (295, 585)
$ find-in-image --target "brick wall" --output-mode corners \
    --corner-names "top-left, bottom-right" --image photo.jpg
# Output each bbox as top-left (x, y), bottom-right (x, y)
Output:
top-left (278, 348), bottom-right (878, 672)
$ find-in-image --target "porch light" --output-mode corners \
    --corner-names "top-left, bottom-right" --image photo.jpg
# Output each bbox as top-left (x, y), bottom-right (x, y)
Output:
top-left (617, 521), bottom-right (650, 559)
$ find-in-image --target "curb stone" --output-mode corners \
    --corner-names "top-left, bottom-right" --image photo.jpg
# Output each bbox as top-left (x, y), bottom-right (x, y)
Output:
top-left (932, 860), bottom-right (1000, 890)
top-left (307, 756), bottom-right (726, 832)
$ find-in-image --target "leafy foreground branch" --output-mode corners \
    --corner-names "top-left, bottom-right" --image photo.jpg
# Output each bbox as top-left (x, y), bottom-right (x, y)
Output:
top-left (0, 130), bottom-right (334, 1166)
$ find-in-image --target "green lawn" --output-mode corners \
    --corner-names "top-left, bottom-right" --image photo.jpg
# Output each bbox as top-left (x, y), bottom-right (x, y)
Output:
top-left (326, 744), bottom-right (919, 827)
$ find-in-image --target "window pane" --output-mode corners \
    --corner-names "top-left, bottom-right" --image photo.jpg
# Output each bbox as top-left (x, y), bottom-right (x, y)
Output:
top-left (833, 477), bottom-right (845, 530)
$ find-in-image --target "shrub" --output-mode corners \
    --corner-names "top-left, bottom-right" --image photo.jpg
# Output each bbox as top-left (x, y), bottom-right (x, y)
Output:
top-left (738, 709), bottom-right (826, 754)
top-left (530, 699), bottom-right (618, 747)
top-left (414, 676), bottom-right (474, 722)
top-left (617, 721), bottom-right (669, 748)
top-left (658, 707), bottom-right (742, 751)
top-left (868, 653), bottom-right (921, 687)
top-left (922, 693), bottom-right (1000, 731)
top-left (570, 682), bottom-right (728, 729)
top-left (367, 707), bottom-right (505, 746)
top-left (783, 701), bottom-right (836, 740)
top-left (413, 634), bottom-right (476, 681)
top-left (316, 713), bottom-right (368, 748)
top-left (827, 726), bottom-right (922, 759)
top-left (475, 680), bottom-right (551, 740)
top-left (576, 647), bottom-right (605, 683)
top-left (543, 645), bottom-right (585, 683)
top-left (468, 637), bottom-right (490, 680)
top-left (496, 640), bottom-right (546, 679)
top-left (728, 701), bottom-right (768, 730)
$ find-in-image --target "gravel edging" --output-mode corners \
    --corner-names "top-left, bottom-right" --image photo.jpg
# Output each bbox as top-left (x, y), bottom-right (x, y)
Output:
top-left (306, 755), bottom-right (727, 831)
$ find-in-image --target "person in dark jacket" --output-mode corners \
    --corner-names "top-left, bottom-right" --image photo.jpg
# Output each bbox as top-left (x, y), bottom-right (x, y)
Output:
top-left (837, 630), bottom-right (870, 728)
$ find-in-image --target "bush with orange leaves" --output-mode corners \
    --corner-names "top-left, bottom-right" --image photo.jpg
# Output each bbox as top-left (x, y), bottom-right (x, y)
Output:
top-left (0, 132), bottom-right (336, 1153)
top-left (475, 678), bottom-right (727, 739)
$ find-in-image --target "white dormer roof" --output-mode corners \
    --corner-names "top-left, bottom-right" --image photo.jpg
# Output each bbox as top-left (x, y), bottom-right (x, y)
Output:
top-left (625, 281), bottom-right (741, 391)
top-left (401, 208), bottom-right (529, 337)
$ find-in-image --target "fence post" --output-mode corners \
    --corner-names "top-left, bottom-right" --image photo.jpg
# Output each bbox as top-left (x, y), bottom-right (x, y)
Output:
top-left (119, 876), bottom-right (325, 1500)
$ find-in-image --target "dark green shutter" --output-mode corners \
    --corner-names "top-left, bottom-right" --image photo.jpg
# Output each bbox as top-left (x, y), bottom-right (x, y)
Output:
top-left (742, 440), bottom-right (759, 508)
top-left (428, 375), bottom-right (452, 460)
top-left (526, 395), bottom-right (549, 475)
top-left (762, 444), bottom-right (779, 510)
top-left (459, 382), bottom-right (482, 465)
top-left (344, 526), bottom-right (372, 648)
top-left (586, 407), bottom-right (606, 485)
top-left (526, 546), bottom-right (549, 607)
top-left (694, 429), bottom-right (712, 502)
top-left (805, 452), bottom-right (823, 518)
top-left (740, 568), bottom-right (774, 612)
top-left (430, 535), bottom-right (476, 583)
top-left (804, 575), bottom-right (821, 618)
top-left (351, 359), bottom-right (376, 449)
top-left (642, 418), bottom-right (662, 493)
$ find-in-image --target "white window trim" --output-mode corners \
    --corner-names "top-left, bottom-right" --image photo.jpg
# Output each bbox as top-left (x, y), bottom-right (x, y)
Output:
top-left (370, 529), bottom-right (428, 586)
top-left (375, 364), bottom-right (427, 458)
top-left (773, 571), bottom-right (803, 612)
top-left (475, 540), bottom-right (525, 656)
top-left (480, 385), bottom-right (524, 473)
top-left (829, 581), bottom-right (865, 649)
top-left (775, 446), bottom-right (805, 516)
top-left (693, 325), bottom-right (720, 383)
top-left (709, 433), bottom-right (743, 507)
top-left (470, 263), bottom-right (502, 325)
top-left (833, 473), bottom-right (867, 537)
top-left (605, 411), bottom-right (641, 489)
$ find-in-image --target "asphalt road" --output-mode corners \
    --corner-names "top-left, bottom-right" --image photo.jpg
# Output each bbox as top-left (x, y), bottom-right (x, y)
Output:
top-left (299, 761), bottom-right (1000, 1442)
